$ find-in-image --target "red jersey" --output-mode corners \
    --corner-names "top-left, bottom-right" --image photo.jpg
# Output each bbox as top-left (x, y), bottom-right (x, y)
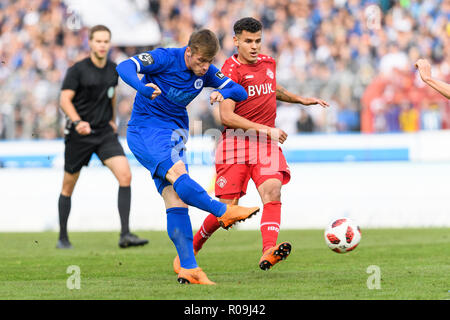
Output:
top-left (221, 54), bottom-right (277, 128)
top-left (215, 54), bottom-right (291, 197)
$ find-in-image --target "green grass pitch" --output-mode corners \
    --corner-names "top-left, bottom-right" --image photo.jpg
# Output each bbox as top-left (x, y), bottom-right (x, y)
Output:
top-left (0, 228), bottom-right (449, 300)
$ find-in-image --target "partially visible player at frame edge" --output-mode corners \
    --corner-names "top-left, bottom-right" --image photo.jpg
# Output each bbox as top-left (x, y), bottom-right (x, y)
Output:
top-left (174, 17), bottom-right (329, 273)
top-left (58, 25), bottom-right (149, 250)
top-left (116, 29), bottom-right (260, 285)
top-left (415, 58), bottom-right (450, 99)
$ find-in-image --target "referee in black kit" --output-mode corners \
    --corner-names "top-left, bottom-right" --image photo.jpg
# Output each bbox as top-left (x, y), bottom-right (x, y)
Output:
top-left (57, 25), bottom-right (148, 249)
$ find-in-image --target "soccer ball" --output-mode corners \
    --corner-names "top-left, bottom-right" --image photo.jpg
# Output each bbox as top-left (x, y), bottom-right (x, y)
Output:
top-left (324, 218), bottom-right (361, 253)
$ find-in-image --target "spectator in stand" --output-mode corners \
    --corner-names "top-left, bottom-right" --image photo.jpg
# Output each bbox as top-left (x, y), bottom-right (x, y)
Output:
top-left (0, 0), bottom-right (449, 139)
top-left (297, 109), bottom-right (315, 133)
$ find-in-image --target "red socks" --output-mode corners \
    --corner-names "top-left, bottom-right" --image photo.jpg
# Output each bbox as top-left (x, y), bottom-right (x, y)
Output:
top-left (193, 213), bottom-right (220, 252)
top-left (260, 201), bottom-right (281, 253)
top-left (193, 201), bottom-right (282, 254)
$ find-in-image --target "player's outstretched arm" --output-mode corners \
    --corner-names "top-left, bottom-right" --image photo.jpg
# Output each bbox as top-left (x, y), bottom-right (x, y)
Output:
top-left (219, 99), bottom-right (288, 144)
top-left (415, 59), bottom-right (450, 99)
top-left (206, 66), bottom-right (248, 103)
top-left (213, 81), bottom-right (248, 103)
top-left (276, 84), bottom-right (329, 107)
top-left (116, 60), bottom-right (161, 100)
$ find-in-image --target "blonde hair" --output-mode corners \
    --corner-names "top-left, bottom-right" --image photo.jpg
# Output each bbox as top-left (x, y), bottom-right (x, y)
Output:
top-left (187, 29), bottom-right (220, 58)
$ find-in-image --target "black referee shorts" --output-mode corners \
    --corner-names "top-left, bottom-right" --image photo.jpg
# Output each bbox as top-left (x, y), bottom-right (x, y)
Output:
top-left (64, 126), bottom-right (126, 174)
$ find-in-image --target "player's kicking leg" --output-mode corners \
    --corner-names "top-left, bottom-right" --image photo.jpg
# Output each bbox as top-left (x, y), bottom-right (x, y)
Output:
top-left (104, 155), bottom-right (149, 248)
top-left (256, 178), bottom-right (291, 270)
top-left (166, 160), bottom-right (258, 276)
top-left (174, 163), bottom-right (251, 273)
top-left (166, 161), bottom-right (259, 230)
top-left (162, 185), bottom-right (215, 285)
top-left (173, 197), bottom-right (235, 274)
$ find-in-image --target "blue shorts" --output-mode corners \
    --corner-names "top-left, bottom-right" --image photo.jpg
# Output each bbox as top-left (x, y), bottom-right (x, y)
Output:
top-left (127, 125), bottom-right (189, 194)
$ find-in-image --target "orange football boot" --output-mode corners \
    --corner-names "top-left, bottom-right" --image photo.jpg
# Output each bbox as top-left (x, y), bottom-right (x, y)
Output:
top-left (177, 267), bottom-right (216, 285)
top-left (173, 250), bottom-right (198, 274)
top-left (217, 204), bottom-right (260, 229)
top-left (259, 242), bottom-right (292, 270)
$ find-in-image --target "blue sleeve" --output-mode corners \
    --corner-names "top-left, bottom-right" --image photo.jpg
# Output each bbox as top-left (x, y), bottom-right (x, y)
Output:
top-left (204, 64), bottom-right (248, 102)
top-left (116, 59), bottom-right (155, 99)
top-left (129, 48), bottom-right (170, 74)
top-left (204, 64), bottom-right (231, 89)
top-left (218, 80), bottom-right (248, 102)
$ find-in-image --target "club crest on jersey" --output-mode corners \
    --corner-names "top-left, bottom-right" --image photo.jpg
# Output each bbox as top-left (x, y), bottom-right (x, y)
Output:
top-left (216, 176), bottom-right (227, 188)
top-left (266, 68), bottom-right (274, 79)
top-left (194, 79), bottom-right (203, 89)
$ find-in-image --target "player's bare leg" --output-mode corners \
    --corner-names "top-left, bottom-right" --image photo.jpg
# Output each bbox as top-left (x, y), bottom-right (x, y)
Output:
top-left (104, 155), bottom-right (148, 248)
top-left (258, 178), bottom-right (282, 204)
top-left (104, 155), bottom-right (132, 187)
top-left (57, 171), bottom-right (80, 249)
top-left (61, 170), bottom-right (80, 197)
top-left (257, 178), bottom-right (291, 270)
top-left (162, 185), bottom-right (188, 209)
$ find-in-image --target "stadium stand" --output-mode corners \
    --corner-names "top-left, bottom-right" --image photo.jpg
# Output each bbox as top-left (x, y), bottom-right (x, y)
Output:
top-left (0, 0), bottom-right (448, 140)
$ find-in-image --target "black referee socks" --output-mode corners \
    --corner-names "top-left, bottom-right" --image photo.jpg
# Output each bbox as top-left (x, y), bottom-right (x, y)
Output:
top-left (118, 186), bottom-right (131, 235)
top-left (58, 194), bottom-right (71, 240)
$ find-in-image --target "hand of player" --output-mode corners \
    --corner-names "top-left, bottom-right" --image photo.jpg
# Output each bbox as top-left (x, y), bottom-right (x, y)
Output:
top-left (75, 121), bottom-right (91, 135)
top-left (146, 83), bottom-right (161, 100)
top-left (210, 91), bottom-right (224, 105)
top-left (267, 127), bottom-right (288, 144)
top-left (306, 97), bottom-right (330, 108)
top-left (415, 59), bottom-right (432, 83)
top-left (109, 120), bottom-right (117, 133)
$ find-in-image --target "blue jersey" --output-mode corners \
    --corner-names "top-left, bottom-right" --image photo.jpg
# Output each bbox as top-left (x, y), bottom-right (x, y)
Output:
top-left (127, 46), bottom-right (232, 130)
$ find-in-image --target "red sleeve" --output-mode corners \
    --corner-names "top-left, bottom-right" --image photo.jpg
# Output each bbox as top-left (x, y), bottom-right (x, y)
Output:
top-left (221, 59), bottom-right (240, 84)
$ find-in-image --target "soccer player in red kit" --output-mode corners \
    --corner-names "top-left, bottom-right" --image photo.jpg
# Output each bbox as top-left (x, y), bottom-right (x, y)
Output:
top-left (174, 17), bottom-right (329, 272)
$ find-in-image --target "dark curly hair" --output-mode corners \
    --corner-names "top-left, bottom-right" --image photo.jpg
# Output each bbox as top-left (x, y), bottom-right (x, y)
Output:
top-left (233, 17), bottom-right (263, 35)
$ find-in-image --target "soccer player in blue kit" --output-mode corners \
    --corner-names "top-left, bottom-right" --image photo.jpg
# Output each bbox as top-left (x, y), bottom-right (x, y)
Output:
top-left (116, 29), bottom-right (260, 285)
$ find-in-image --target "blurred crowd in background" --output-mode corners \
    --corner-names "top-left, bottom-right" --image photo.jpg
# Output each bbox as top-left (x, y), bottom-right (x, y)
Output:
top-left (0, 0), bottom-right (449, 139)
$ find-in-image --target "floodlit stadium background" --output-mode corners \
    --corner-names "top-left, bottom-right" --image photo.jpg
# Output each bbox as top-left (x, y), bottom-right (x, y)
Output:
top-left (0, 0), bottom-right (449, 231)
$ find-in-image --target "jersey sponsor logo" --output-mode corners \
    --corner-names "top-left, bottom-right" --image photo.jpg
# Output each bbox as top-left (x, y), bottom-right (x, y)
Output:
top-left (215, 71), bottom-right (225, 80)
top-left (194, 78), bottom-right (203, 89)
top-left (216, 176), bottom-right (227, 188)
top-left (247, 83), bottom-right (275, 97)
top-left (266, 68), bottom-right (274, 79)
top-left (166, 86), bottom-right (198, 105)
top-left (138, 53), bottom-right (154, 66)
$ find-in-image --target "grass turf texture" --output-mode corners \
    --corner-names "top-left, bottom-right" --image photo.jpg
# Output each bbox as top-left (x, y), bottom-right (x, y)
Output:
top-left (0, 228), bottom-right (448, 300)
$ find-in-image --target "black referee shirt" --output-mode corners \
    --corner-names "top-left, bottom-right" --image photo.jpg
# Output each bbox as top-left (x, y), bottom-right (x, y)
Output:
top-left (61, 57), bottom-right (118, 129)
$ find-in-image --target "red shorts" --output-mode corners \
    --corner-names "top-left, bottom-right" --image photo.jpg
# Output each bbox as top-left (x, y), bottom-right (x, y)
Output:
top-left (215, 139), bottom-right (291, 199)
